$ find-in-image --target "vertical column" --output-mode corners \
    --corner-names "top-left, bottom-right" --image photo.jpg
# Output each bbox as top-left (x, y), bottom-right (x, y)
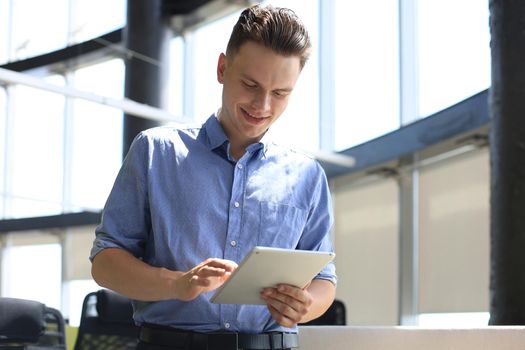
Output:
top-left (398, 0), bottom-right (419, 125)
top-left (398, 0), bottom-right (419, 326)
top-left (318, 0), bottom-right (335, 151)
top-left (123, 0), bottom-right (171, 157)
top-left (489, 0), bottom-right (525, 324)
top-left (398, 165), bottom-right (419, 325)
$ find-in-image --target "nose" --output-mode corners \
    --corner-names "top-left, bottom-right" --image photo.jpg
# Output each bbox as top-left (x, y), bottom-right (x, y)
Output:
top-left (252, 90), bottom-right (271, 112)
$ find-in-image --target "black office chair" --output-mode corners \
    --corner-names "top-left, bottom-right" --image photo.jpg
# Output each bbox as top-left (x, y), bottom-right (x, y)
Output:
top-left (0, 297), bottom-right (66, 350)
top-left (302, 299), bottom-right (346, 326)
top-left (73, 289), bottom-right (139, 350)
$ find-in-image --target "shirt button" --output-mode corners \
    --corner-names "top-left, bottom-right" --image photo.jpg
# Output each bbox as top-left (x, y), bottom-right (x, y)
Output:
top-left (237, 164), bottom-right (243, 169)
top-left (234, 201), bottom-right (240, 208)
top-left (224, 322), bottom-right (231, 329)
top-left (230, 240), bottom-right (237, 247)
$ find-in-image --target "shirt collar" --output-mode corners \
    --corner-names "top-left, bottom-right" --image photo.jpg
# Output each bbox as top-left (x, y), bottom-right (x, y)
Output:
top-left (204, 113), bottom-right (229, 150)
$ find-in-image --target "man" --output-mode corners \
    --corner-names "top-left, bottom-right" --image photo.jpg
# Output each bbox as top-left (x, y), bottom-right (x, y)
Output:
top-left (91, 4), bottom-right (336, 350)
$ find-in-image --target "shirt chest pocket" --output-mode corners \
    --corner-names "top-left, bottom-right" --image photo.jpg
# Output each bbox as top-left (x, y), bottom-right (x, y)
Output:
top-left (257, 201), bottom-right (308, 249)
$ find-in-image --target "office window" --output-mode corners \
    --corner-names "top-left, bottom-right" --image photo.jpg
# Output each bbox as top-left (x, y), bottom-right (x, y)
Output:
top-left (70, 59), bottom-right (124, 210)
top-left (1, 236), bottom-right (62, 310)
top-left (168, 36), bottom-right (185, 118)
top-left (334, 0), bottom-right (400, 151)
top-left (0, 0), bottom-right (8, 64)
top-left (64, 279), bottom-right (100, 326)
top-left (10, 0), bottom-right (68, 60)
top-left (417, 0), bottom-right (490, 117)
top-left (9, 76), bottom-right (65, 218)
top-left (70, 0), bottom-right (126, 43)
top-left (62, 226), bottom-right (100, 326)
top-left (191, 12), bottom-right (240, 122)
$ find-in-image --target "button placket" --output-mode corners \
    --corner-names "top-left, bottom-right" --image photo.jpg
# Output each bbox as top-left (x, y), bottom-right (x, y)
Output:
top-left (220, 161), bottom-right (246, 330)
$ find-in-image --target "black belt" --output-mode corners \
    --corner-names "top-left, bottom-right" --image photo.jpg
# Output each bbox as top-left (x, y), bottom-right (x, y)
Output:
top-left (139, 325), bottom-right (298, 350)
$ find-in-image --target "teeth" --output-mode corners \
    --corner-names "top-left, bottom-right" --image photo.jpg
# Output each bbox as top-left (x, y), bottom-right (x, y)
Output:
top-left (243, 108), bottom-right (265, 119)
top-left (245, 110), bottom-right (257, 118)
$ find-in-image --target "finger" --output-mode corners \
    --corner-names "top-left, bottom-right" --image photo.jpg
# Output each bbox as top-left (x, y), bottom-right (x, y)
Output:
top-left (263, 288), bottom-right (304, 311)
top-left (202, 259), bottom-right (238, 272)
top-left (188, 274), bottom-right (212, 287)
top-left (261, 291), bottom-right (304, 321)
top-left (195, 266), bottom-right (231, 277)
top-left (266, 304), bottom-right (297, 328)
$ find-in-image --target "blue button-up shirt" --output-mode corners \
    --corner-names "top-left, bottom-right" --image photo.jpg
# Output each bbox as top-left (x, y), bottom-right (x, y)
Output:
top-left (91, 114), bottom-right (336, 333)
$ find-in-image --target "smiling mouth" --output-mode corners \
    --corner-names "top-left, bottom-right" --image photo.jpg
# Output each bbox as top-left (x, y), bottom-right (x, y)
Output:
top-left (241, 108), bottom-right (267, 125)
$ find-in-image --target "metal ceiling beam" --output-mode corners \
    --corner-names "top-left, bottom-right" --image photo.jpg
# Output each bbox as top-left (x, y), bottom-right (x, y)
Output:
top-left (0, 212), bottom-right (101, 234)
top-left (0, 29), bottom-right (123, 75)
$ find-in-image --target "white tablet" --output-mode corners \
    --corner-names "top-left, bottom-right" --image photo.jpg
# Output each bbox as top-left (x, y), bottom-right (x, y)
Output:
top-left (210, 246), bottom-right (335, 305)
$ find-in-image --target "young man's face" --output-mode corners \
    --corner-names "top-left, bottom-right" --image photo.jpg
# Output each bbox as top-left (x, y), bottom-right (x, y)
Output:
top-left (217, 41), bottom-right (302, 147)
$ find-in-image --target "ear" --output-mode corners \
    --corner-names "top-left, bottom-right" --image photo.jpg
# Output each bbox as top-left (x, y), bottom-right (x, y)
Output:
top-left (217, 53), bottom-right (227, 84)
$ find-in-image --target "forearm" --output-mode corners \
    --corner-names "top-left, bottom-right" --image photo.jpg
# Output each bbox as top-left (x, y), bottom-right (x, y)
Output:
top-left (300, 279), bottom-right (336, 323)
top-left (91, 248), bottom-right (182, 301)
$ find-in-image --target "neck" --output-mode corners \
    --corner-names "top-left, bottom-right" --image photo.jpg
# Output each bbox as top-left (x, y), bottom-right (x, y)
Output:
top-left (229, 145), bottom-right (245, 161)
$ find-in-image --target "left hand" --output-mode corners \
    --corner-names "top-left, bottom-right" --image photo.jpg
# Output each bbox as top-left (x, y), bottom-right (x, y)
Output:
top-left (260, 283), bottom-right (313, 328)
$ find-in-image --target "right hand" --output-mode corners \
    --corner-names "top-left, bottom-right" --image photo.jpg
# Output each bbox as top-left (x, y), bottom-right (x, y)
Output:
top-left (174, 258), bottom-right (237, 301)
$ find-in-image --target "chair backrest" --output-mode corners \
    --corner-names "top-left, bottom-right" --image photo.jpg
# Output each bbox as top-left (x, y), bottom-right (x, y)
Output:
top-left (73, 289), bottom-right (139, 350)
top-left (0, 297), bottom-right (66, 350)
top-left (302, 299), bottom-right (346, 326)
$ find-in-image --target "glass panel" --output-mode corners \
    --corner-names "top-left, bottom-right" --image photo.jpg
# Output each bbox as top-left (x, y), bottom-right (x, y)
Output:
top-left (191, 12), bottom-right (241, 123)
top-left (72, 58), bottom-right (125, 99)
top-left (1, 243), bottom-right (62, 310)
top-left (334, 0), bottom-right (400, 150)
top-left (333, 177), bottom-right (399, 325)
top-left (71, 59), bottom-right (124, 210)
top-left (419, 149), bottom-right (489, 313)
top-left (63, 279), bottom-right (100, 326)
top-left (71, 0), bottom-right (126, 43)
top-left (61, 226), bottom-right (99, 326)
top-left (0, 0), bottom-right (9, 64)
top-left (168, 36), bottom-right (185, 118)
top-left (64, 226), bottom-right (97, 280)
top-left (11, 0), bottom-right (68, 60)
top-left (417, 0), bottom-right (490, 117)
top-left (9, 199), bottom-right (63, 218)
top-left (263, 0), bottom-right (320, 151)
top-left (9, 76), bottom-right (65, 218)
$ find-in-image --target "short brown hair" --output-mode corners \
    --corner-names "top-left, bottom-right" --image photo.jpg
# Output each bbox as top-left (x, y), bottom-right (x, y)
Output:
top-left (226, 4), bottom-right (311, 69)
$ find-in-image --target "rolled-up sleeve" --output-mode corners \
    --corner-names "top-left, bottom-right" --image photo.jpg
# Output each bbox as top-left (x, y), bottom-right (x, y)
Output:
top-left (90, 133), bottom-right (151, 261)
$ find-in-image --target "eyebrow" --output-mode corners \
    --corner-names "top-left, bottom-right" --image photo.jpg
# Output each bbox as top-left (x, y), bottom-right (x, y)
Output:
top-left (241, 74), bottom-right (293, 93)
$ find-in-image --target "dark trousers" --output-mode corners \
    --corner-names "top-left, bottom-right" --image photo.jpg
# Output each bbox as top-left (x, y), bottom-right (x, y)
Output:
top-left (136, 325), bottom-right (297, 350)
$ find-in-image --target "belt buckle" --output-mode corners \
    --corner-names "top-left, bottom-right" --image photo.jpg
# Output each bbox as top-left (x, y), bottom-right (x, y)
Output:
top-left (269, 333), bottom-right (283, 349)
top-left (208, 332), bottom-right (238, 350)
